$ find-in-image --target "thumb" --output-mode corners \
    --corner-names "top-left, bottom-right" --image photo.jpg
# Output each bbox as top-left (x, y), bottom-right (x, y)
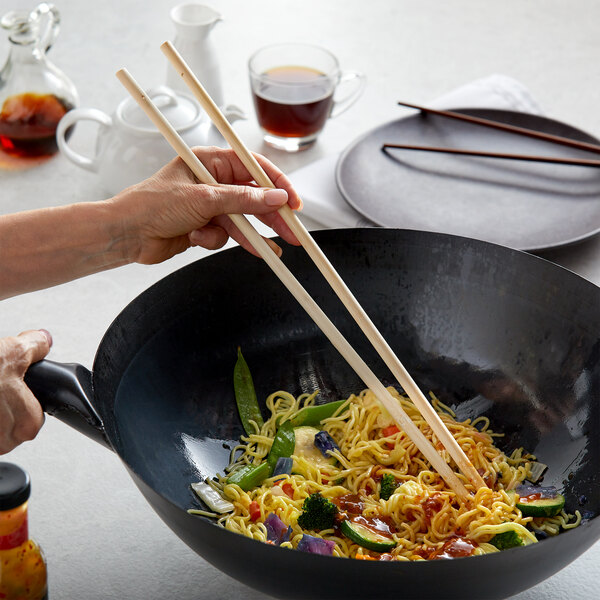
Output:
top-left (17, 329), bottom-right (53, 366)
top-left (204, 185), bottom-right (289, 217)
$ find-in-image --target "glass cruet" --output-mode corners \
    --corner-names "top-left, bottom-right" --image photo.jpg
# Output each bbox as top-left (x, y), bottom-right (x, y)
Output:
top-left (0, 2), bottom-right (78, 159)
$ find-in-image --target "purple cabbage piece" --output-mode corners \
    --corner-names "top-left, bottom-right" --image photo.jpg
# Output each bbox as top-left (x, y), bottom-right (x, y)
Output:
top-left (272, 456), bottom-right (293, 477)
top-left (297, 533), bottom-right (335, 555)
top-left (314, 431), bottom-right (340, 458)
top-left (515, 483), bottom-right (559, 499)
top-left (265, 512), bottom-right (292, 545)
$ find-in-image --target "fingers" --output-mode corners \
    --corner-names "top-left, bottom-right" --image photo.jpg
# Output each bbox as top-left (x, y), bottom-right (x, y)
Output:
top-left (0, 330), bottom-right (51, 454)
top-left (252, 153), bottom-right (303, 211)
top-left (191, 147), bottom-right (303, 211)
top-left (196, 184), bottom-right (299, 245)
top-left (0, 384), bottom-right (45, 454)
top-left (15, 329), bottom-right (53, 370)
top-left (126, 147), bottom-right (303, 266)
top-left (207, 215), bottom-right (283, 258)
top-left (197, 184), bottom-right (290, 220)
top-left (255, 211), bottom-right (302, 247)
top-left (189, 224), bottom-right (229, 250)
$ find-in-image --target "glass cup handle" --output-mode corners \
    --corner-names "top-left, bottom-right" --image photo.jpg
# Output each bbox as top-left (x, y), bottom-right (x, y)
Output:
top-left (330, 71), bottom-right (367, 118)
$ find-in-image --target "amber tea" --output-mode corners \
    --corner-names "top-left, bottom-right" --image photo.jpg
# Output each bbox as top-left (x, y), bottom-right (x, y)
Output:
top-left (249, 43), bottom-right (364, 151)
top-left (252, 66), bottom-right (334, 139)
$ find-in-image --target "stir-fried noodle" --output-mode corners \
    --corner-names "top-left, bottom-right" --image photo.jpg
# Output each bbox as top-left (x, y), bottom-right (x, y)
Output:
top-left (194, 388), bottom-right (580, 560)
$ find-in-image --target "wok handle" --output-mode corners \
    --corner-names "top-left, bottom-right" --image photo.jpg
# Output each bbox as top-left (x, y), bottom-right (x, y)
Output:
top-left (25, 359), bottom-right (111, 450)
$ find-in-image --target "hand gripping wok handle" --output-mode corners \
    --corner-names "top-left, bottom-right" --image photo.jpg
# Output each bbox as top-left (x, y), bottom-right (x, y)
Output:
top-left (24, 359), bottom-right (111, 449)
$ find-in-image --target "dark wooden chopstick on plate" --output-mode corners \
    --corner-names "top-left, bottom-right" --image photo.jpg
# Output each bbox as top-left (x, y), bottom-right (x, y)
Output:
top-left (381, 143), bottom-right (600, 168)
top-left (396, 101), bottom-right (600, 155)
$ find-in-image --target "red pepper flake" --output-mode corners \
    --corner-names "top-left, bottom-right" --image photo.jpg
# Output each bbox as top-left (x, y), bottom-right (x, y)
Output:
top-left (249, 501), bottom-right (261, 521)
top-left (281, 482), bottom-right (294, 499)
top-left (381, 425), bottom-right (400, 449)
top-left (382, 425), bottom-right (400, 437)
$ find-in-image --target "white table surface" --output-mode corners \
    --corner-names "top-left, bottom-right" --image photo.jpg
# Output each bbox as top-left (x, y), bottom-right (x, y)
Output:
top-left (1, 0), bottom-right (599, 598)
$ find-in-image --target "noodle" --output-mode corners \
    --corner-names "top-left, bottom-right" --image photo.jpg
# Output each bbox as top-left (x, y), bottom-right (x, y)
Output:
top-left (200, 387), bottom-right (578, 560)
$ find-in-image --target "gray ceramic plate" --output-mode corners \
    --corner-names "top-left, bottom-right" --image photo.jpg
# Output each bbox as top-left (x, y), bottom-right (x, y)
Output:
top-left (335, 109), bottom-right (600, 251)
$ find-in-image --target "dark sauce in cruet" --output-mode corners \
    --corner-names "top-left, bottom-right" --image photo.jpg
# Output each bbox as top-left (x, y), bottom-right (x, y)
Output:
top-left (0, 92), bottom-right (73, 158)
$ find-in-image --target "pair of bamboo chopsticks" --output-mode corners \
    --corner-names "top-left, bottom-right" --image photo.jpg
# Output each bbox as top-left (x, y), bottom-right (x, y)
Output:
top-left (382, 101), bottom-right (600, 167)
top-left (116, 41), bottom-right (486, 500)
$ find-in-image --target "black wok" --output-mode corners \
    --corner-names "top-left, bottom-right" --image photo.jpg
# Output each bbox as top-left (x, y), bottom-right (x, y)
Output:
top-left (25, 229), bottom-right (600, 600)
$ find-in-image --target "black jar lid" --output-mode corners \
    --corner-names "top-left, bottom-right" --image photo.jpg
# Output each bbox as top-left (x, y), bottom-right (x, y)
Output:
top-left (0, 462), bottom-right (31, 510)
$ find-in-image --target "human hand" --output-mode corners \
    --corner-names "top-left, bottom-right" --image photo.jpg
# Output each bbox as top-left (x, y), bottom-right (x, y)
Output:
top-left (109, 146), bottom-right (303, 265)
top-left (0, 330), bottom-right (52, 454)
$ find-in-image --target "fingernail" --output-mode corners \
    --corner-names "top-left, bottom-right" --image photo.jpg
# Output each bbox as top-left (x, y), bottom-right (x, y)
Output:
top-left (188, 229), bottom-right (201, 246)
top-left (39, 329), bottom-right (53, 347)
top-left (264, 188), bottom-right (288, 206)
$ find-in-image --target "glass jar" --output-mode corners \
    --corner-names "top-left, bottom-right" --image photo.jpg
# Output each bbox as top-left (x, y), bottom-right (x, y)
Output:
top-left (0, 3), bottom-right (78, 160)
top-left (0, 462), bottom-right (48, 600)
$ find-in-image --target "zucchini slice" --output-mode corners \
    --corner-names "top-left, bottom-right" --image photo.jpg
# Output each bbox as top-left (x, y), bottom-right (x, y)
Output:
top-left (340, 519), bottom-right (397, 553)
top-left (516, 494), bottom-right (565, 517)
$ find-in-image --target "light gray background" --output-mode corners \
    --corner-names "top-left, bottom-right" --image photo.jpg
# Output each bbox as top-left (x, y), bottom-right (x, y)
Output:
top-left (1, 1), bottom-right (599, 598)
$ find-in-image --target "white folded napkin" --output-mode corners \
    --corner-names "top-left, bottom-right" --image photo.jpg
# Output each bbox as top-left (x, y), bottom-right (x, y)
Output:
top-left (292, 74), bottom-right (543, 229)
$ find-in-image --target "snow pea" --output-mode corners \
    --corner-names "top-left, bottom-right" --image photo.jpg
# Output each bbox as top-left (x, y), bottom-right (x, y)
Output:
top-left (267, 421), bottom-right (296, 471)
top-left (289, 399), bottom-right (348, 427)
top-left (227, 462), bottom-right (271, 491)
top-left (233, 347), bottom-right (264, 435)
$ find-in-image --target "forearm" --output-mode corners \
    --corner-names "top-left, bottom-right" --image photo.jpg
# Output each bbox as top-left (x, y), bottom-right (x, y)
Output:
top-left (0, 148), bottom-right (301, 301)
top-left (0, 201), bottom-right (135, 300)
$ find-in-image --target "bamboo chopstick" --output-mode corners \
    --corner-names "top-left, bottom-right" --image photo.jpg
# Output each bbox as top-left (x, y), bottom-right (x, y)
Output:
top-left (382, 143), bottom-right (600, 167)
top-left (116, 67), bottom-right (473, 500)
top-left (397, 101), bottom-right (600, 156)
top-left (160, 41), bottom-right (487, 492)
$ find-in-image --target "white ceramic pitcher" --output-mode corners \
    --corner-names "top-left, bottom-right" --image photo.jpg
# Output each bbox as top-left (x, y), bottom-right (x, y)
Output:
top-left (166, 3), bottom-right (224, 107)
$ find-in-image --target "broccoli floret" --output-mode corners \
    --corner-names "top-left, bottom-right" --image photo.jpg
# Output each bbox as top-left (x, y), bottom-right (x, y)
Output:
top-left (297, 492), bottom-right (339, 531)
top-left (490, 529), bottom-right (525, 550)
top-left (380, 474), bottom-right (397, 500)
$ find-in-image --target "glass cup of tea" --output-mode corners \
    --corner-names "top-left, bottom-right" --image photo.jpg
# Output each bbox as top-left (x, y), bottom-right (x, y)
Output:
top-left (248, 43), bottom-right (365, 152)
